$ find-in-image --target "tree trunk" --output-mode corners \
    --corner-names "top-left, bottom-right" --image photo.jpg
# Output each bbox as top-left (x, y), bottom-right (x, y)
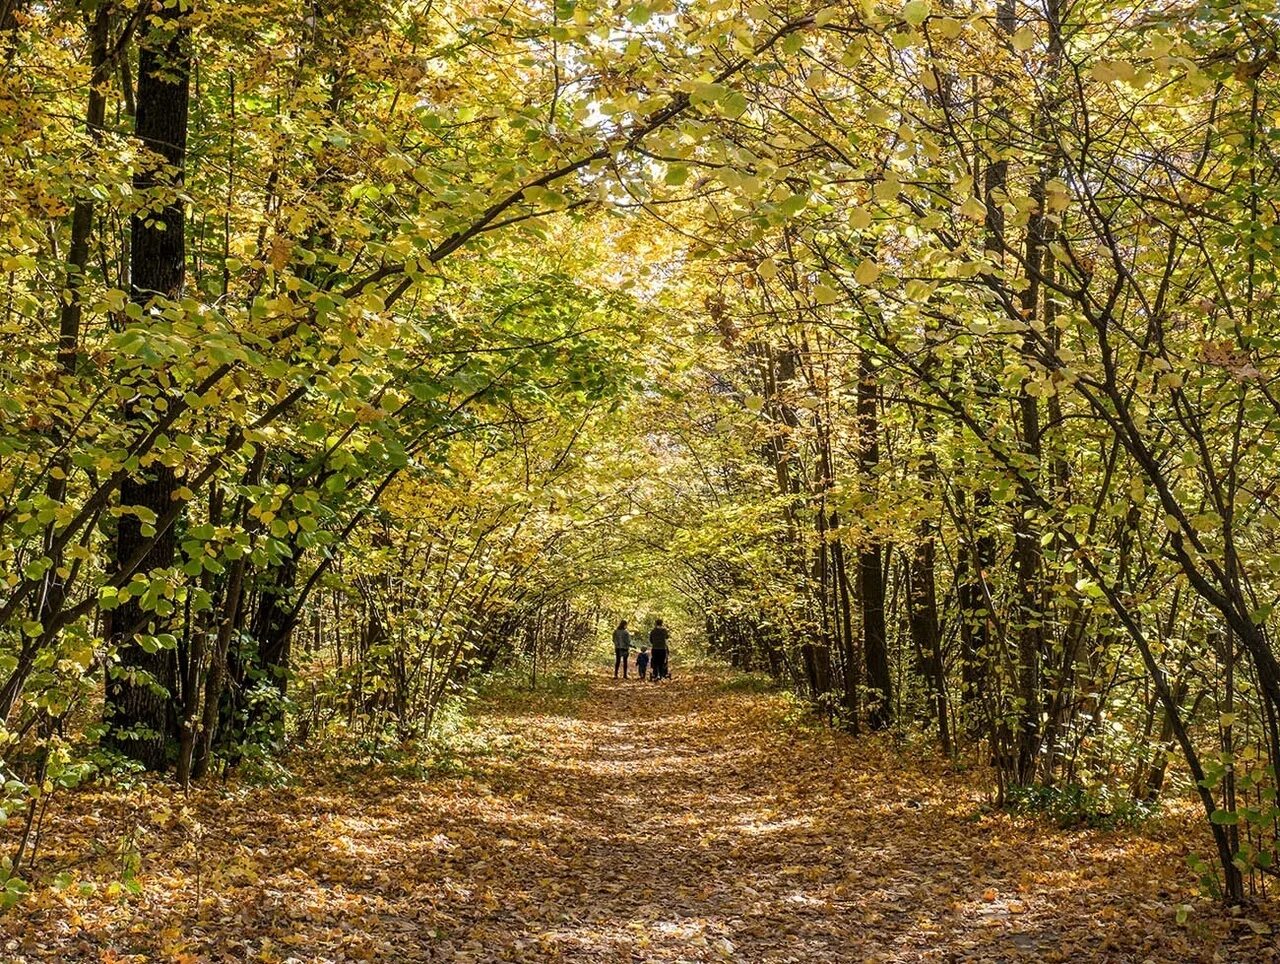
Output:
top-left (909, 517), bottom-right (949, 755)
top-left (240, 539), bottom-right (304, 746)
top-left (104, 468), bottom-right (179, 770)
top-left (831, 531), bottom-right (859, 733)
top-left (858, 344), bottom-right (892, 729)
top-left (103, 4), bottom-right (190, 770)
top-left (1012, 167), bottom-right (1047, 787)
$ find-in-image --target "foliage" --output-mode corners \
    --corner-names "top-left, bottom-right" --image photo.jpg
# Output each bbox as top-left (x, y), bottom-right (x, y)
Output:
top-left (1005, 782), bottom-right (1159, 831)
top-left (4, 0), bottom-right (1280, 935)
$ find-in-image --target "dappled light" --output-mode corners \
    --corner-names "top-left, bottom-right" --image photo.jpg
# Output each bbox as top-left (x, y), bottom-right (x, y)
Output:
top-left (7, 0), bottom-right (1280, 956)
top-left (3, 670), bottom-right (1273, 961)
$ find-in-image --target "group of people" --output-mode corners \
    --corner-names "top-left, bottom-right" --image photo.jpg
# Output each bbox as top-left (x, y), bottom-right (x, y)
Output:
top-left (611, 618), bottom-right (671, 681)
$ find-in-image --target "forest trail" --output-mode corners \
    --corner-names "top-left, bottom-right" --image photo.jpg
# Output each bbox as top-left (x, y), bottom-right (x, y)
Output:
top-left (5, 667), bottom-right (1275, 963)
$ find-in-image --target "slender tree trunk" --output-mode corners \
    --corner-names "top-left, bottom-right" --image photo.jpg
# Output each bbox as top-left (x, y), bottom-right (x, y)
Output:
top-left (239, 538), bottom-right (304, 746)
top-left (858, 343), bottom-right (892, 729)
top-left (909, 512), bottom-right (949, 754)
top-left (56, 2), bottom-right (111, 378)
top-left (1013, 169), bottom-right (1046, 786)
top-left (954, 478), bottom-right (991, 737)
top-left (1141, 677), bottom-right (1190, 802)
top-left (831, 530), bottom-right (859, 733)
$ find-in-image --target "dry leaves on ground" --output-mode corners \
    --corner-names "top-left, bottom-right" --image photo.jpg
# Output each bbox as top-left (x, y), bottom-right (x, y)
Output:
top-left (2, 669), bottom-right (1278, 962)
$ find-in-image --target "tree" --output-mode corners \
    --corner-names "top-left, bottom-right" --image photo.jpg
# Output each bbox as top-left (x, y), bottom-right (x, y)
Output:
top-left (102, 0), bottom-right (191, 770)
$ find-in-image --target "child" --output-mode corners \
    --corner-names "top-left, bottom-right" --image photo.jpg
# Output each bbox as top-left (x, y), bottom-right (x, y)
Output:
top-left (636, 647), bottom-right (650, 680)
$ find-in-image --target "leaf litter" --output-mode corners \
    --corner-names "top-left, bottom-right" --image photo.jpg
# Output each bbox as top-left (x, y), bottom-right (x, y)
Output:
top-left (2, 669), bottom-right (1278, 962)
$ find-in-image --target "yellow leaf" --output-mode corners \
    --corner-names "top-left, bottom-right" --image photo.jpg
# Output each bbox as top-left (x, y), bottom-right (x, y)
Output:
top-left (935, 16), bottom-right (962, 39)
top-left (814, 284), bottom-right (841, 305)
top-left (960, 195), bottom-right (987, 221)
top-left (873, 176), bottom-right (901, 200)
top-left (1091, 61), bottom-right (1117, 83)
top-left (903, 0), bottom-right (931, 28)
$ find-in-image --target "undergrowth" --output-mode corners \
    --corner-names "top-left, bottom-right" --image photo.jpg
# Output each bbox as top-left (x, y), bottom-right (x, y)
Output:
top-left (477, 663), bottom-right (590, 708)
top-left (715, 670), bottom-right (779, 694)
top-left (1005, 782), bottom-right (1159, 830)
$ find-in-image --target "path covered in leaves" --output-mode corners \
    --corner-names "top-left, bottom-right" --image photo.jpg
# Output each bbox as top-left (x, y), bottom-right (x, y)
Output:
top-left (5, 668), bottom-right (1278, 962)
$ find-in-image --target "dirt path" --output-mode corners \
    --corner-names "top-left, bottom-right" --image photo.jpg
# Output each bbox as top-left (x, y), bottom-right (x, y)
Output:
top-left (4, 668), bottom-right (1276, 962)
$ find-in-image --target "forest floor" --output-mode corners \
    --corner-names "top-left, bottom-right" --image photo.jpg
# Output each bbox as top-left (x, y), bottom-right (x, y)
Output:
top-left (3, 665), bottom-right (1279, 963)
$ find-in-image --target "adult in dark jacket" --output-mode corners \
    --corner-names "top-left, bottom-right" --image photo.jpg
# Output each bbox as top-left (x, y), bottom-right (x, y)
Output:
top-left (649, 619), bottom-right (670, 680)
top-left (612, 620), bottom-right (632, 679)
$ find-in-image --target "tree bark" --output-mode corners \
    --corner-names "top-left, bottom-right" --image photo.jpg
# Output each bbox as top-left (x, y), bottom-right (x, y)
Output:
top-left (858, 343), bottom-right (892, 729)
top-left (103, 2), bottom-right (190, 770)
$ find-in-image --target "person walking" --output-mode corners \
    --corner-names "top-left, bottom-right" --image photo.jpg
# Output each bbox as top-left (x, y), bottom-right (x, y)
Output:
top-left (612, 619), bottom-right (632, 679)
top-left (649, 618), bottom-right (670, 681)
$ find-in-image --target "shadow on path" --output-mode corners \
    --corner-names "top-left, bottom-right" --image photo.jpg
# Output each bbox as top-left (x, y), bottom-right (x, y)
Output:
top-left (5, 666), bottom-right (1275, 962)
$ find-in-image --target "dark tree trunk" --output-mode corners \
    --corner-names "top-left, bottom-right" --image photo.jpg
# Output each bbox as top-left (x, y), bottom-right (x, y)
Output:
top-left (104, 469), bottom-right (179, 769)
top-left (858, 346), bottom-right (892, 729)
top-left (1013, 163), bottom-right (1047, 786)
top-left (239, 539), bottom-right (303, 745)
top-left (909, 520), bottom-right (949, 755)
top-left (56, 2), bottom-right (111, 377)
top-left (955, 481), bottom-right (990, 736)
top-left (907, 377), bottom-right (949, 753)
top-left (103, 4), bottom-right (190, 770)
top-left (189, 547), bottom-right (248, 780)
top-left (831, 532), bottom-right (859, 733)
top-left (1141, 677), bottom-right (1191, 802)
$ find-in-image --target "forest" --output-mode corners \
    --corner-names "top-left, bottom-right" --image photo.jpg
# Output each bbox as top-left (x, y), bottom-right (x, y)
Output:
top-left (4, 0), bottom-right (1280, 959)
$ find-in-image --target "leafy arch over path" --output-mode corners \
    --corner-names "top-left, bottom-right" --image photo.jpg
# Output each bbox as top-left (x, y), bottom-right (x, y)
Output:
top-left (3, 0), bottom-right (1280, 928)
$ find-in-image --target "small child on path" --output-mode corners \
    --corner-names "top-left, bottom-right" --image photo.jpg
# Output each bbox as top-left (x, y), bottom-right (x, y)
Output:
top-left (636, 647), bottom-right (650, 680)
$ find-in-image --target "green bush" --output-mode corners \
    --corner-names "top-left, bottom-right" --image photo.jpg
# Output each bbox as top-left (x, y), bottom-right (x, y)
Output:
top-left (1005, 782), bottom-right (1158, 830)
